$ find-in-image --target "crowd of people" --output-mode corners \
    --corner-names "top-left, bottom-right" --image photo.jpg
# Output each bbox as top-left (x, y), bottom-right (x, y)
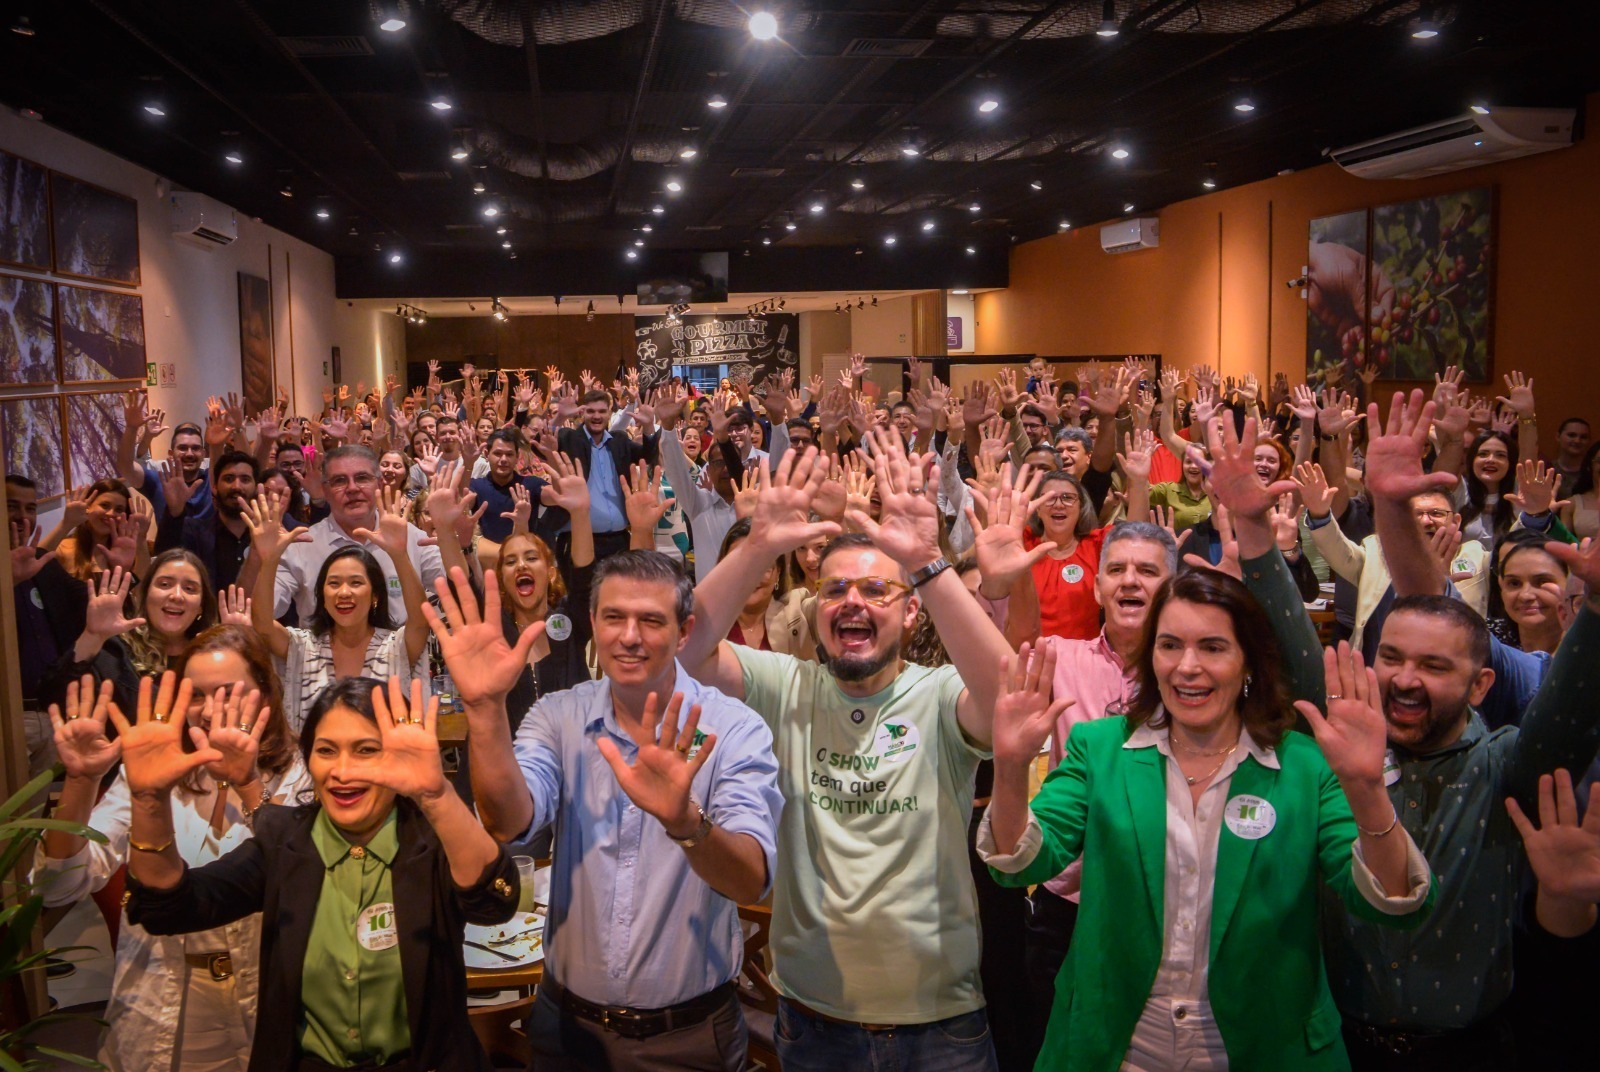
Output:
top-left (8, 353), bottom-right (1600, 1072)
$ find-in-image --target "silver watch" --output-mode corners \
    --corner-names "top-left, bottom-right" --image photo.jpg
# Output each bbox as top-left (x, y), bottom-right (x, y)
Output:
top-left (669, 796), bottom-right (715, 848)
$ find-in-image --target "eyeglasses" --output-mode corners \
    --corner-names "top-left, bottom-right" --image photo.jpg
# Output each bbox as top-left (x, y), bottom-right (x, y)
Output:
top-left (325, 473), bottom-right (378, 491)
top-left (816, 576), bottom-right (912, 607)
top-left (1039, 492), bottom-right (1080, 508)
top-left (1414, 508), bottom-right (1452, 521)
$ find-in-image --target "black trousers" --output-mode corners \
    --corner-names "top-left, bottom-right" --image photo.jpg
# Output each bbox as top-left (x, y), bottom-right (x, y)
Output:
top-left (967, 810), bottom-right (1035, 1072)
top-left (1022, 885), bottom-right (1078, 1062)
top-left (1342, 1009), bottom-right (1516, 1072)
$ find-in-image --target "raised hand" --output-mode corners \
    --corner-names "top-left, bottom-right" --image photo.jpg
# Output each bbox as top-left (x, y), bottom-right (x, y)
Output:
top-left (967, 463), bottom-right (1053, 592)
top-left (1363, 390), bottom-right (1459, 503)
top-left (243, 490), bottom-right (312, 561)
top-left (189, 683), bottom-right (269, 786)
top-left (842, 456), bottom-right (875, 521)
top-left (160, 457), bottom-right (201, 518)
top-left (219, 584), bottom-right (252, 627)
top-left (1506, 459), bottom-right (1568, 518)
top-left (49, 675), bottom-right (122, 781)
top-left (1315, 388), bottom-right (1362, 439)
top-left (1116, 428), bottom-right (1156, 484)
top-left (1545, 537), bottom-right (1600, 604)
top-left (748, 447), bottom-right (842, 556)
top-left (622, 461), bottom-right (674, 532)
top-left (57, 485), bottom-right (91, 531)
top-left (1294, 642), bottom-right (1386, 786)
top-left (95, 511), bottom-right (143, 573)
top-left (1203, 415), bottom-right (1298, 521)
top-left (352, 485), bottom-right (411, 558)
top-left (416, 439), bottom-right (441, 476)
top-left (1290, 384), bottom-right (1319, 423)
top-left (424, 567), bottom-right (544, 708)
top-left (1294, 462), bottom-right (1337, 518)
top-left (536, 450), bottom-right (590, 515)
top-left (83, 566), bottom-right (146, 643)
top-left (852, 431), bottom-right (941, 570)
top-left (362, 677), bottom-right (448, 801)
top-left (501, 482), bottom-right (533, 533)
top-left (1496, 371), bottom-right (1536, 419)
top-left (9, 524), bottom-right (55, 586)
top-left (1269, 492), bottom-right (1303, 552)
top-left (992, 643), bottom-right (1073, 768)
top-left (733, 462), bottom-right (766, 520)
top-left (1086, 366), bottom-right (1134, 419)
top-left (594, 691), bottom-right (716, 837)
top-left (108, 672), bottom-right (221, 797)
top-left (1506, 769), bottom-right (1600, 904)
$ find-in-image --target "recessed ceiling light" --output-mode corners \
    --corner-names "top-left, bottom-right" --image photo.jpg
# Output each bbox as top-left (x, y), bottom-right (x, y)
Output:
top-left (388, 251), bottom-right (403, 264)
top-left (1234, 97), bottom-right (1256, 113)
top-left (1096, 0), bottom-right (1120, 37)
top-left (316, 207), bottom-right (330, 219)
top-left (762, 236), bottom-right (772, 245)
top-left (651, 205), bottom-right (665, 215)
top-left (679, 147), bottom-right (697, 159)
top-left (951, 288), bottom-right (969, 294)
top-left (451, 146), bottom-right (469, 160)
top-left (11, 17), bottom-right (36, 36)
top-left (1058, 220), bottom-right (1071, 230)
top-left (1202, 177), bottom-right (1217, 189)
top-left (969, 202), bottom-right (981, 213)
top-left (626, 249), bottom-right (638, 259)
top-left (850, 177), bottom-right (865, 190)
top-left (378, 17), bottom-right (406, 33)
top-left (978, 99), bottom-right (999, 114)
top-left (884, 235), bottom-right (897, 245)
top-left (431, 99), bottom-right (453, 111)
top-left (472, 181), bottom-right (486, 193)
top-left (785, 221), bottom-right (797, 231)
top-left (666, 180), bottom-right (683, 193)
top-left (496, 226), bottom-right (507, 234)
top-left (143, 103), bottom-right (166, 117)
top-left (503, 241), bottom-right (512, 249)
top-left (635, 239), bottom-right (645, 247)
top-left (278, 181), bottom-right (294, 199)
top-left (1123, 203), bottom-right (1136, 213)
top-left (483, 205), bottom-right (500, 218)
top-left (1411, 20), bottom-right (1439, 39)
top-left (1473, 139), bottom-right (1484, 147)
top-left (748, 11), bottom-right (778, 40)
top-left (1469, 103), bottom-right (1491, 115)
top-left (901, 146), bottom-right (920, 158)
top-left (224, 151), bottom-right (243, 165)
top-left (921, 220), bottom-right (935, 232)
top-left (809, 202), bottom-right (824, 214)
top-left (965, 245), bottom-right (976, 254)
top-left (1030, 180), bottom-right (1043, 191)
top-left (707, 94), bottom-right (728, 109)
top-left (1110, 146), bottom-right (1130, 160)
top-left (641, 224), bottom-right (653, 232)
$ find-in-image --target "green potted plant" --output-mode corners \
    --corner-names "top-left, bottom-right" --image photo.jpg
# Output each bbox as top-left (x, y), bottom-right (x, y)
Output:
top-left (0, 767), bottom-right (108, 1071)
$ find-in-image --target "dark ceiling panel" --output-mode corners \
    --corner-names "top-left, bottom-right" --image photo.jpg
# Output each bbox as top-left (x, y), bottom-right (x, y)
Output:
top-left (0, 0), bottom-right (1595, 292)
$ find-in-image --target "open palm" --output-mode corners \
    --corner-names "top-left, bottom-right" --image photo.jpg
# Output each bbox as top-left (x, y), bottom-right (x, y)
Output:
top-left (423, 567), bottom-right (544, 708)
top-left (595, 692), bottom-right (716, 835)
top-left (109, 673), bottom-right (221, 796)
top-left (993, 643), bottom-right (1072, 768)
top-left (363, 678), bottom-right (447, 801)
top-left (1295, 643), bottom-right (1386, 786)
top-left (1507, 770), bottom-right (1600, 903)
top-left (50, 676), bottom-right (122, 780)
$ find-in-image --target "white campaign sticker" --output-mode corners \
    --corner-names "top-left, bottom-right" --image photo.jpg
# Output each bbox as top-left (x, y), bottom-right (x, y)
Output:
top-left (872, 720), bottom-right (921, 765)
top-left (29, 588), bottom-right (44, 610)
top-left (1223, 794), bottom-right (1277, 840)
top-left (1382, 749), bottom-right (1402, 787)
top-left (357, 903), bottom-right (399, 952)
top-left (545, 612), bottom-right (573, 642)
top-left (1060, 564), bottom-right (1085, 584)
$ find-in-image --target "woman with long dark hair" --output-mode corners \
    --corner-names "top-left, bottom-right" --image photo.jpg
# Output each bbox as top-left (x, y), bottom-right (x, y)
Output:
top-left (982, 568), bottom-right (1433, 1071)
top-left (121, 672), bottom-right (519, 1072)
top-left (246, 488), bottom-right (430, 733)
top-left (34, 626), bottom-right (308, 1071)
top-left (46, 477), bottom-right (151, 581)
top-left (1459, 430), bottom-right (1518, 551)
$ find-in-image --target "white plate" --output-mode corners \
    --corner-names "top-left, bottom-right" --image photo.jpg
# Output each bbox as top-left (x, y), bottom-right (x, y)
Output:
top-left (464, 913), bottom-right (545, 970)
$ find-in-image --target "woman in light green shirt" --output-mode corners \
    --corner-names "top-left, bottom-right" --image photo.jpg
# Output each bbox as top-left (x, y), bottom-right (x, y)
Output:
top-left (1146, 448), bottom-right (1213, 533)
top-left (122, 672), bottom-right (521, 1072)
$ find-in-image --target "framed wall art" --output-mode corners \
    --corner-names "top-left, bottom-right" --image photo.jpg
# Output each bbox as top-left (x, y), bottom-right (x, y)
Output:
top-left (0, 395), bottom-right (65, 500)
top-left (49, 171), bottom-right (141, 287)
top-left (65, 390), bottom-right (129, 488)
top-left (57, 282), bottom-right (146, 383)
top-left (238, 272), bottom-right (275, 414)
top-left (0, 272), bottom-right (57, 386)
top-left (0, 150), bottom-right (51, 271)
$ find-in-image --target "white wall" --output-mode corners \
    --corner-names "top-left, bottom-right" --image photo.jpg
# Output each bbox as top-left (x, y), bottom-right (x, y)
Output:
top-left (0, 109), bottom-right (339, 450)
top-left (331, 301), bottom-right (408, 397)
top-left (946, 292), bottom-right (975, 354)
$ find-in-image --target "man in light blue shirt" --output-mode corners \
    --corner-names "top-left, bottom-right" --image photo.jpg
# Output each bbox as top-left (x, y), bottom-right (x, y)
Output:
top-left (430, 550), bottom-right (781, 1072)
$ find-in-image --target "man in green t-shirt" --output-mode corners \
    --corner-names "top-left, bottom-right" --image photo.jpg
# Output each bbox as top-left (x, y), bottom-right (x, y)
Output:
top-left (680, 439), bottom-right (1047, 1071)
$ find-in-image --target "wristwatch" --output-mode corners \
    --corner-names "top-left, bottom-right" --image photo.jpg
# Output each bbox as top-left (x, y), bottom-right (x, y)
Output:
top-left (908, 557), bottom-right (952, 588)
top-left (670, 796), bottom-right (716, 848)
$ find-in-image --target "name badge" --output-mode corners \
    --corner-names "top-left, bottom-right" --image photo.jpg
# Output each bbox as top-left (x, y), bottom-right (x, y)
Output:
top-left (1223, 794), bottom-right (1277, 840)
top-left (1382, 749), bottom-right (1402, 787)
top-left (357, 903), bottom-right (398, 952)
top-left (545, 612), bottom-right (573, 642)
top-left (1061, 564), bottom-right (1084, 584)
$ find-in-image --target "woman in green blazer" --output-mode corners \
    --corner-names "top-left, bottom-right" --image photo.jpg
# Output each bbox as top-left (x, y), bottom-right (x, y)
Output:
top-left (982, 569), bottom-right (1435, 1072)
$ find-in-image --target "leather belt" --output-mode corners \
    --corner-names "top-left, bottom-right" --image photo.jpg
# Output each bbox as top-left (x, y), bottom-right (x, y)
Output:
top-left (1345, 1014), bottom-right (1504, 1058)
top-left (184, 952), bottom-right (234, 981)
top-left (786, 997), bottom-right (900, 1032)
top-left (546, 979), bottom-right (735, 1040)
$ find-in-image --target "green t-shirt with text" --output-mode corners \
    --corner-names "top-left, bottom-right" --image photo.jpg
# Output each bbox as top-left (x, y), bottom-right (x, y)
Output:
top-left (739, 650), bottom-right (989, 1023)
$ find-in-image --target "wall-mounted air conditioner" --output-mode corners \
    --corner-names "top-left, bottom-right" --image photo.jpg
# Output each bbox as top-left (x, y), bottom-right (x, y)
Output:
top-left (169, 191), bottom-right (238, 248)
top-left (1101, 217), bottom-right (1159, 254)
top-left (1327, 106), bottom-right (1575, 180)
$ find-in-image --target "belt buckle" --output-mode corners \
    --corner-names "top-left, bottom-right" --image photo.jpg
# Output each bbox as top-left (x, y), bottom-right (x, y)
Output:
top-left (206, 953), bottom-right (234, 981)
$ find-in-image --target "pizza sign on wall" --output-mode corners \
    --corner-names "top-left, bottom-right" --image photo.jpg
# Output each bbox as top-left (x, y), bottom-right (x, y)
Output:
top-left (634, 313), bottom-right (799, 390)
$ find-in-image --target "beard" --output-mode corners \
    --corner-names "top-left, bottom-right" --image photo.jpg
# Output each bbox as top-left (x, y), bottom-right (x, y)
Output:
top-left (825, 645), bottom-right (899, 683)
top-left (1383, 683), bottom-right (1472, 754)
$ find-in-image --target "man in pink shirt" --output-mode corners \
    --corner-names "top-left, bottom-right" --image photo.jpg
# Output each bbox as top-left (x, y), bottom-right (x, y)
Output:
top-left (1021, 521), bottom-right (1178, 1046)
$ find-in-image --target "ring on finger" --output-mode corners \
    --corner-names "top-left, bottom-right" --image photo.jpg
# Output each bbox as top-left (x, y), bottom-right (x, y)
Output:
top-left (153, 711), bottom-right (170, 723)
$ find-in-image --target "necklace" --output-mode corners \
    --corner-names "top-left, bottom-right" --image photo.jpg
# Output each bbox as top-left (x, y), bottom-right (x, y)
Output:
top-left (1171, 737), bottom-right (1237, 757)
top-left (1181, 745), bottom-right (1237, 786)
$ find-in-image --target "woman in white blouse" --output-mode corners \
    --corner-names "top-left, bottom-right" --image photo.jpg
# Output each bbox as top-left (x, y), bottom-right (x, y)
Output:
top-left (33, 625), bottom-right (310, 1072)
top-left (245, 486), bottom-right (430, 733)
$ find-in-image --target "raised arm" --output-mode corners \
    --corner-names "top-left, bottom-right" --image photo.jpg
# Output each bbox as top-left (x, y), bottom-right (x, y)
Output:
top-left (242, 491), bottom-right (308, 659)
top-left (1364, 390), bottom-right (1460, 598)
top-left (539, 450), bottom-right (594, 568)
top-left (117, 389), bottom-right (151, 491)
top-left (423, 462), bottom-right (485, 590)
top-left (353, 487), bottom-right (430, 665)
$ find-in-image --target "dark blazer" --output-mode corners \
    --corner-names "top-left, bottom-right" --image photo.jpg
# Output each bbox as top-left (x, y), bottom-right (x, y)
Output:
top-left (501, 560), bottom-right (595, 732)
top-left (1183, 517), bottom-right (1323, 603)
top-left (543, 424), bottom-right (661, 536)
top-left (126, 798), bottom-right (520, 1072)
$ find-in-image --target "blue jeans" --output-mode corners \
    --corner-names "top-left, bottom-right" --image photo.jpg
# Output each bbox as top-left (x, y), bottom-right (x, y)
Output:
top-left (775, 999), bottom-right (999, 1072)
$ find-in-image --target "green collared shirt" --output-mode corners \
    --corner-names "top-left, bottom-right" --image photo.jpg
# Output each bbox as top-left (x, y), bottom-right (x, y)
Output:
top-left (300, 809), bottom-right (410, 1067)
top-left (1147, 481), bottom-right (1212, 532)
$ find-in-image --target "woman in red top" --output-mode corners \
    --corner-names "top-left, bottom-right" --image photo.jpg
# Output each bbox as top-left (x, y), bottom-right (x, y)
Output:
top-left (1025, 470), bottom-right (1110, 640)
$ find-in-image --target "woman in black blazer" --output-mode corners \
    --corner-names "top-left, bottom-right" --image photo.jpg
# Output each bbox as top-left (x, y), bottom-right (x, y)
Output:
top-left (121, 672), bottom-right (520, 1072)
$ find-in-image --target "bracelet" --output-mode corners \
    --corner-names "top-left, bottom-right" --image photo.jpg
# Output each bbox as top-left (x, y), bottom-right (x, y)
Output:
top-left (1318, 433), bottom-right (1340, 442)
top-left (129, 837), bottom-right (175, 853)
top-left (241, 785), bottom-right (272, 823)
top-left (1518, 416), bottom-right (1537, 425)
top-left (1357, 808), bottom-right (1400, 838)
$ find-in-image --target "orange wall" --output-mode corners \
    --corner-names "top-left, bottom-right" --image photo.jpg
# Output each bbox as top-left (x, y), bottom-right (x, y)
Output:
top-left (977, 93), bottom-right (1600, 429)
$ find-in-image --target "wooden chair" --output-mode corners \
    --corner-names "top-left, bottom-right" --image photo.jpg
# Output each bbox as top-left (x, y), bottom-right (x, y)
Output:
top-left (468, 992), bottom-right (536, 1069)
top-left (737, 903), bottom-right (781, 1071)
